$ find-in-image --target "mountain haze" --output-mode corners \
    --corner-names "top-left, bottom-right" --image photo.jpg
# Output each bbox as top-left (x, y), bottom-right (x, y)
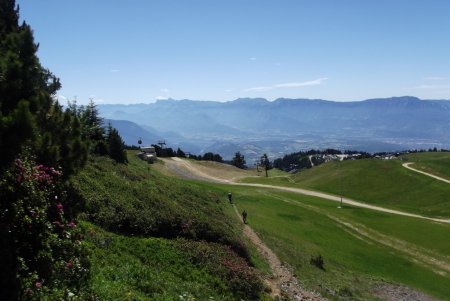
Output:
top-left (99, 96), bottom-right (450, 161)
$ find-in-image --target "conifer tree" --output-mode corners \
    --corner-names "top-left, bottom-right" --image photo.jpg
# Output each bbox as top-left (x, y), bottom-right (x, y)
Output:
top-left (78, 99), bottom-right (108, 155)
top-left (0, 0), bottom-right (87, 173)
top-left (260, 153), bottom-right (272, 177)
top-left (0, 1), bottom-right (89, 298)
top-left (176, 147), bottom-right (186, 157)
top-left (231, 151), bottom-right (246, 169)
top-left (107, 123), bottom-right (128, 163)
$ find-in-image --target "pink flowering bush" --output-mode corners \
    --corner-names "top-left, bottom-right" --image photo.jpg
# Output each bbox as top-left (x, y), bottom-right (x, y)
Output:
top-left (0, 156), bottom-right (90, 300)
top-left (178, 239), bottom-right (263, 300)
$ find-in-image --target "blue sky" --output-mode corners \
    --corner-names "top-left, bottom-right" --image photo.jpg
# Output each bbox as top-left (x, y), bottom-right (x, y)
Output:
top-left (17, 0), bottom-right (450, 104)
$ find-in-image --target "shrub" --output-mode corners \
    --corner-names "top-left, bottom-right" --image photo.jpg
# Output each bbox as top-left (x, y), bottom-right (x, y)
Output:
top-left (310, 254), bottom-right (325, 270)
top-left (338, 286), bottom-right (353, 297)
top-left (71, 156), bottom-right (250, 259)
top-left (178, 239), bottom-right (263, 300)
top-left (0, 157), bottom-right (90, 299)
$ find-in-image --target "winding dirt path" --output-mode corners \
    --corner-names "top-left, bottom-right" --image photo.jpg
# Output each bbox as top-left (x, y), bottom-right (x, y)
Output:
top-left (237, 183), bottom-right (450, 224)
top-left (160, 158), bottom-right (448, 300)
top-left (232, 204), bottom-right (324, 301)
top-left (402, 162), bottom-right (450, 184)
top-left (161, 158), bottom-right (450, 224)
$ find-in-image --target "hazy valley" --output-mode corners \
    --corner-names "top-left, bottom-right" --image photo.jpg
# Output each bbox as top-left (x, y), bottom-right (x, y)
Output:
top-left (100, 96), bottom-right (450, 162)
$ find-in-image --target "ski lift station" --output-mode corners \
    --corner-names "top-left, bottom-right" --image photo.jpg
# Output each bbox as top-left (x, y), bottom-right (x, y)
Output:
top-left (137, 146), bottom-right (157, 163)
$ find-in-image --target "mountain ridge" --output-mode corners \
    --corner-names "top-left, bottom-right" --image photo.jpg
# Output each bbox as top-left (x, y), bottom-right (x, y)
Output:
top-left (98, 96), bottom-right (450, 161)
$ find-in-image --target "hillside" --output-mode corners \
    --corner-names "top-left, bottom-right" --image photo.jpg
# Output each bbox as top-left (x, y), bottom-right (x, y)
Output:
top-left (103, 119), bottom-right (162, 146)
top-left (290, 155), bottom-right (450, 218)
top-left (4, 1), bottom-right (450, 300)
top-left (241, 154), bottom-right (450, 218)
top-left (404, 152), bottom-right (450, 181)
top-left (69, 153), bottom-right (269, 300)
top-left (82, 222), bottom-right (262, 300)
top-left (153, 156), bottom-right (450, 300)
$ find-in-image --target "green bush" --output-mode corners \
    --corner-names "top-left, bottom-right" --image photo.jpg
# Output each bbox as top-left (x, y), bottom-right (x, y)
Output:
top-left (177, 239), bottom-right (263, 300)
top-left (0, 157), bottom-right (90, 299)
top-left (71, 156), bottom-right (250, 259)
top-left (82, 222), bottom-right (262, 300)
top-left (310, 254), bottom-right (325, 270)
top-left (338, 286), bottom-right (353, 298)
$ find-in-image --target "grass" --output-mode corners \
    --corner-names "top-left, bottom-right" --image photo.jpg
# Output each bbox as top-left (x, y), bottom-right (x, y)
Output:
top-left (404, 152), bottom-right (450, 180)
top-left (71, 152), bottom-right (269, 300)
top-left (198, 183), bottom-right (450, 300)
top-left (73, 152), bottom-right (450, 300)
top-left (71, 153), bottom-right (246, 255)
top-left (240, 156), bottom-right (450, 218)
top-left (81, 221), bottom-right (263, 300)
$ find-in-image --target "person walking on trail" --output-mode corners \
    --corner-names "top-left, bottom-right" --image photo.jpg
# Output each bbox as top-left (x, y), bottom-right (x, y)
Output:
top-left (242, 210), bottom-right (248, 224)
top-left (228, 192), bottom-right (233, 204)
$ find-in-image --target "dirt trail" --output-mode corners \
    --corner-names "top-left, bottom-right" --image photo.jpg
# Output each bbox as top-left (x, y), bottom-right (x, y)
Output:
top-left (403, 162), bottom-right (450, 184)
top-left (263, 190), bottom-right (450, 276)
top-left (160, 158), bottom-right (448, 300)
top-left (261, 191), bottom-right (446, 300)
top-left (232, 204), bottom-right (324, 301)
top-left (161, 158), bottom-right (450, 224)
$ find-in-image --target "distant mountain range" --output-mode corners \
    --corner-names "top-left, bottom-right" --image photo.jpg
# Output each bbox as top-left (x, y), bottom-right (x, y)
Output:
top-left (98, 96), bottom-right (450, 162)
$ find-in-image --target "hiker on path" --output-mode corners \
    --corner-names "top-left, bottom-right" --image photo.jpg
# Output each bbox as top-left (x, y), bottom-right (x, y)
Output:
top-left (228, 192), bottom-right (233, 204)
top-left (242, 210), bottom-right (247, 224)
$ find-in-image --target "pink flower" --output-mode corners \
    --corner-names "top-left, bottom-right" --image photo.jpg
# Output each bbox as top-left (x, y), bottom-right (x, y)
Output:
top-left (56, 203), bottom-right (64, 212)
top-left (50, 168), bottom-right (62, 176)
top-left (35, 281), bottom-right (42, 289)
top-left (52, 221), bottom-right (64, 228)
top-left (67, 221), bottom-right (76, 228)
top-left (66, 260), bottom-right (73, 269)
top-left (15, 159), bottom-right (24, 169)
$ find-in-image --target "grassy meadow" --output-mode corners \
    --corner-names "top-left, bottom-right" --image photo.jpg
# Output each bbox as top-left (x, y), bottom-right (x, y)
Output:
top-left (195, 182), bottom-right (450, 300)
top-left (72, 152), bottom-right (450, 300)
top-left (240, 155), bottom-right (450, 218)
top-left (404, 152), bottom-right (450, 180)
top-left (71, 153), bottom-right (271, 300)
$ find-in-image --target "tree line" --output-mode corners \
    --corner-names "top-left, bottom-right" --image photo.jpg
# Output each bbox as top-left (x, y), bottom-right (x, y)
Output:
top-left (144, 144), bottom-right (225, 163)
top-left (273, 149), bottom-right (371, 172)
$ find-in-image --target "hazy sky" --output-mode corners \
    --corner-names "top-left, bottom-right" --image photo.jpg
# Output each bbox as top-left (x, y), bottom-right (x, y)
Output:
top-left (17, 0), bottom-right (450, 104)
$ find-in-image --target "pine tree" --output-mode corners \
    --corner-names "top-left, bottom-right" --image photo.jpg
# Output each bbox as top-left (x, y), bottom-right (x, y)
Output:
top-left (0, 1), bottom-right (89, 298)
top-left (0, 0), bottom-right (19, 36)
top-left (79, 99), bottom-right (107, 155)
top-left (107, 123), bottom-right (127, 163)
top-left (260, 153), bottom-right (272, 177)
top-left (231, 151), bottom-right (246, 169)
top-left (0, 0), bottom-right (87, 173)
top-left (176, 147), bottom-right (186, 157)
top-left (0, 1), bottom-right (36, 169)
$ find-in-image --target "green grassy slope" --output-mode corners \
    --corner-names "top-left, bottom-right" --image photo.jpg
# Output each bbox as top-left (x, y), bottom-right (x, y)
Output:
top-left (200, 183), bottom-right (450, 300)
top-left (72, 154), bottom-right (245, 254)
top-left (82, 222), bottom-right (264, 301)
top-left (241, 156), bottom-right (450, 218)
top-left (72, 152), bottom-right (450, 300)
top-left (405, 152), bottom-right (450, 180)
top-left (71, 153), bottom-right (267, 300)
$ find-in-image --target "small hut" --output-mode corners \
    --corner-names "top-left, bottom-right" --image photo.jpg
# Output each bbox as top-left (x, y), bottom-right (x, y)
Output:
top-left (137, 146), bottom-right (157, 163)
